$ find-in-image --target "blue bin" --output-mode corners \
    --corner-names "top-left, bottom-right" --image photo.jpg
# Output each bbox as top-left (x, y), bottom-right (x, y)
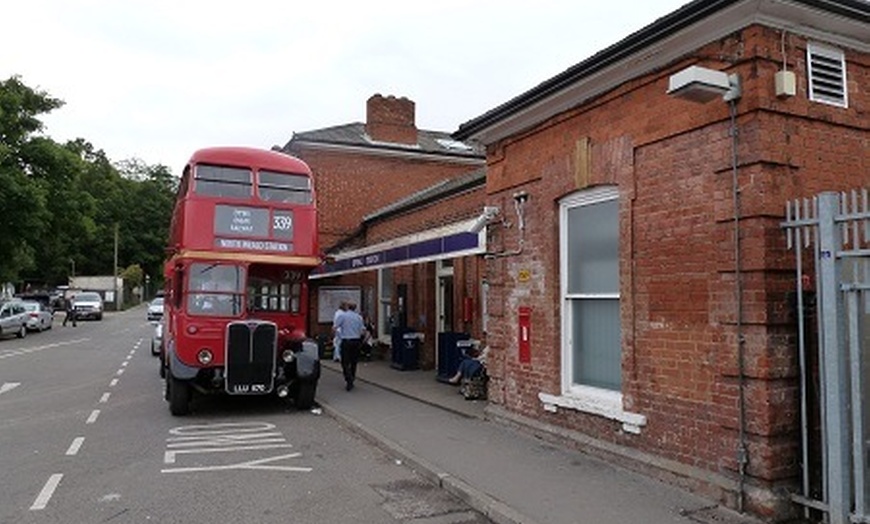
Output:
top-left (436, 332), bottom-right (470, 381)
top-left (391, 329), bottom-right (421, 370)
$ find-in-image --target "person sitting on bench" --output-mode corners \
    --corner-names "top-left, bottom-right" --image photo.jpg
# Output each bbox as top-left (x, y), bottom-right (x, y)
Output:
top-left (448, 345), bottom-right (486, 384)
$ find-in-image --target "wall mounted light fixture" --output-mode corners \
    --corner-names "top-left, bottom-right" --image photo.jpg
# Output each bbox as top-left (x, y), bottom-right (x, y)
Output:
top-left (667, 65), bottom-right (741, 103)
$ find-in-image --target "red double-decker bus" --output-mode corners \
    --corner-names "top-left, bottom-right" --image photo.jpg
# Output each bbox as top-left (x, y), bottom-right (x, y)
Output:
top-left (161, 146), bottom-right (321, 415)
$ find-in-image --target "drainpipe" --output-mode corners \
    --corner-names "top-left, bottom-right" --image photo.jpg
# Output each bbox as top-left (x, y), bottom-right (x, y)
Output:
top-left (484, 193), bottom-right (528, 259)
top-left (729, 98), bottom-right (748, 513)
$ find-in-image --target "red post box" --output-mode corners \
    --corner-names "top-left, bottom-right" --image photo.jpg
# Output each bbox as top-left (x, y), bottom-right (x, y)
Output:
top-left (518, 306), bottom-right (531, 363)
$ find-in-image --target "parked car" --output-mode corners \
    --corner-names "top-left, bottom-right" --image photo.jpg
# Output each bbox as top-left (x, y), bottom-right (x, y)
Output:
top-left (151, 321), bottom-right (163, 356)
top-left (147, 297), bottom-right (164, 321)
top-left (73, 292), bottom-right (104, 321)
top-left (15, 292), bottom-right (52, 309)
top-left (0, 300), bottom-right (28, 339)
top-left (22, 300), bottom-right (53, 331)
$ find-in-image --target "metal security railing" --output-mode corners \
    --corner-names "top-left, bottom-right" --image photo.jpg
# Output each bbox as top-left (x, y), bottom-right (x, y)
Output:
top-left (782, 189), bottom-right (870, 524)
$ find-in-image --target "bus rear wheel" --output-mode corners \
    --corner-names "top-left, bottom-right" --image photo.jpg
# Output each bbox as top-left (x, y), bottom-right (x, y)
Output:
top-left (168, 376), bottom-right (191, 416)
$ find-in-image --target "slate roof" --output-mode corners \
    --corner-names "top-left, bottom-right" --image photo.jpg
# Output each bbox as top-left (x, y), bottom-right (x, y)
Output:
top-left (286, 122), bottom-right (484, 159)
top-left (363, 168), bottom-right (486, 223)
top-left (323, 167), bottom-right (486, 253)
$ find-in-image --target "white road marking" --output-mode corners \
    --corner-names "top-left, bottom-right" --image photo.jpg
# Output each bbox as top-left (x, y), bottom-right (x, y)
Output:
top-left (162, 452), bottom-right (312, 474)
top-left (163, 422), bottom-right (313, 474)
top-left (0, 339), bottom-right (90, 360)
top-left (164, 444), bottom-right (295, 463)
top-left (86, 410), bottom-right (100, 424)
top-left (121, 361), bottom-right (128, 367)
top-left (66, 437), bottom-right (85, 456)
top-left (0, 382), bottom-right (21, 395)
top-left (99, 392), bottom-right (110, 403)
top-left (167, 432), bottom-right (286, 448)
top-left (169, 422), bottom-right (277, 436)
top-left (109, 379), bottom-right (118, 387)
top-left (116, 368), bottom-right (125, 376)
top-left (30, 474), bottom-right (63, 510)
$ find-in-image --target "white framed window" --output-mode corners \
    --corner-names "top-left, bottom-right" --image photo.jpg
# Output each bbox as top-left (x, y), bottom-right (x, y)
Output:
top-left (543, 186), bottom-right (644, 433)
top-left (807, 42), bottom-right (848, 108)
top-left (561, 186), bottom-right (621, 392)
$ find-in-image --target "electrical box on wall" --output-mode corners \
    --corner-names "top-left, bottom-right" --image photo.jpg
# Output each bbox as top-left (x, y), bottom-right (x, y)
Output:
top-left (775, 70), bottom-right (796, 97)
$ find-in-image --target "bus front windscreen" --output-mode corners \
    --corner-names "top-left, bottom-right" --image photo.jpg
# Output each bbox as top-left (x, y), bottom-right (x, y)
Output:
top-left (187, 263), bottom-right (246, 316)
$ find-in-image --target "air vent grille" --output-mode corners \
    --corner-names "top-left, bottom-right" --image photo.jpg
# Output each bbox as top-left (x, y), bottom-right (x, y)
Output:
top-left (807, 43), bottom-right (847, 108)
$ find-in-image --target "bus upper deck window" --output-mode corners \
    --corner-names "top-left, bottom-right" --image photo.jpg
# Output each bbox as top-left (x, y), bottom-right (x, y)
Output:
top-left (193, 165), bottom-right (253, 198)
top-left (257, 171), bottom-right (312, 204)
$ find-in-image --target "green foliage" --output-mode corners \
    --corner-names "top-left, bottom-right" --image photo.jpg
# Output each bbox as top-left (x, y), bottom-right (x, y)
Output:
top-left (120, 264), bottom-right (144, 284)
top-left (0, 76), bottom-right (176, 292)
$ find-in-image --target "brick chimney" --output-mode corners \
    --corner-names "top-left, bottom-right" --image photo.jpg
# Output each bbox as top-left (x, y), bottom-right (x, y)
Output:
top-left (365, 94), bottom-right (417, 145)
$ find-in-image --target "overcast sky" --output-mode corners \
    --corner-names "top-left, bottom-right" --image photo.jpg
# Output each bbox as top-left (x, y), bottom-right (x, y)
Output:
top-left (3, 1), bottom-right (689, 173)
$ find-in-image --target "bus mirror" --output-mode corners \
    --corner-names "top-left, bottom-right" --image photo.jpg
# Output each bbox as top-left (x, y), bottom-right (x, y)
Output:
top-left (173, 265), bottom-right (184, 309)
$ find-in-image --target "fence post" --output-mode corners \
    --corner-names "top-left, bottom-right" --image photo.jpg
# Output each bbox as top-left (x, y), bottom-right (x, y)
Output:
top-left (818, 192), bottom-right (849, 524)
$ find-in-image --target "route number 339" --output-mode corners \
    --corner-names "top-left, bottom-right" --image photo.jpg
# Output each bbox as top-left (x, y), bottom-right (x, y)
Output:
top-left (273, 215), bottom-right (292, 230)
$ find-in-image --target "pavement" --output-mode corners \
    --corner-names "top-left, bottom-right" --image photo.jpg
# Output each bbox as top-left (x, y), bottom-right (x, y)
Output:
top-left (316, 357), bottom-right (765, 524)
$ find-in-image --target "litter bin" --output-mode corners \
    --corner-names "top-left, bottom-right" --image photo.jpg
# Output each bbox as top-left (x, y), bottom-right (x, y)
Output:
top-left (391, 331), bottom-right (422, 371)
top-left (436, 332), bottom-right (470, 382)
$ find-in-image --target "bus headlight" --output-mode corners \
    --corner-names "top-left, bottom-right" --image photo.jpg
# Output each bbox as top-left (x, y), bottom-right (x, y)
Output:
top-left (281, 350), bottom-right (296, 363)
top-left (197, 349), bottom-right (213, 365)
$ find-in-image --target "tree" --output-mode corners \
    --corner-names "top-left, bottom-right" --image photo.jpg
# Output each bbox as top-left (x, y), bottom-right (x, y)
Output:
top-left (0, 76), bottom-right (64, 284)
top-left (116, 159), bottom-right (176, 291)
top-left (1, 76), bottom-right (177, 292)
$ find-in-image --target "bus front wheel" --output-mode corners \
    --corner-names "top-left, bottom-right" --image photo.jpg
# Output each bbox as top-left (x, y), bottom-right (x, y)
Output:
top-left (168, 376), bottom-right (191, 416)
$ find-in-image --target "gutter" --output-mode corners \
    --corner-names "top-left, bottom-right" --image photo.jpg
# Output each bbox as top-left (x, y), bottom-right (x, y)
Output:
top-left (452, 0), bottom-right (869, 142)
top-left (453, 0), bottom-right (741, 140)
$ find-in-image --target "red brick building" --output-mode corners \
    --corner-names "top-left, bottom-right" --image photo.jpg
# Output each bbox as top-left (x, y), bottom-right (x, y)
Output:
top-left (281, 95), bottom-right (486, 350)
top-left (279, 0), bottom-right (866, 519)
top-left (448, 0), bottom-right (868, 520)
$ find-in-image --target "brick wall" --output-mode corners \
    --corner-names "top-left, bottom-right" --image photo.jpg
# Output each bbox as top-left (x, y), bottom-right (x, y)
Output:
top-left (481, 25), bottom-right (868, 516)
top-left (289, 147), bottom-right (480, 250)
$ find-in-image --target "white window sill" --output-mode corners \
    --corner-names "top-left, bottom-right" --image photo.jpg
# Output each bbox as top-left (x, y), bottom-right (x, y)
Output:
top-left (539, 388), bottom-right (647, 434)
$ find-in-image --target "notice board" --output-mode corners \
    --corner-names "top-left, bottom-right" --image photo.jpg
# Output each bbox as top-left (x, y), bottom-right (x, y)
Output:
top-left (317, 286), bottom-right (361, 323)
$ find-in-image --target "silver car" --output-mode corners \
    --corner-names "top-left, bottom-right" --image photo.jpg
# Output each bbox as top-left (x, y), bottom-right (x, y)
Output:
top-left (151, 321), bottom-right (163, 356)
top-left (0, 300), bottom-right (28, 339)
top-left (73, 292), bottom-right (104, 321)
top-left (22, 300), bottom-right (53, 331)
top-left (147, 297), bottom-right (164, 321)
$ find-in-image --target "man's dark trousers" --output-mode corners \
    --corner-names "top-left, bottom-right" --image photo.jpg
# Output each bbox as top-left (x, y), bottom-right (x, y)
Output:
top-left (340, 338), bottom-right (362, 390)
top-left (63, 308), bottom-right (77, 327)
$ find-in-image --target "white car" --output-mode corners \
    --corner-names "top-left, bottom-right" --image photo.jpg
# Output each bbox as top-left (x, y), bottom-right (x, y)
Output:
top-left (0, 300), bottom-right (28, 339)
top-left (151, 321), bottom-right (163, 356)
top-left (22, 301), bottom-right (53, 331)
top-left (73, 292), bottom-right (104, 321)
top-left (147, 297), bottom-right (164, 321)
